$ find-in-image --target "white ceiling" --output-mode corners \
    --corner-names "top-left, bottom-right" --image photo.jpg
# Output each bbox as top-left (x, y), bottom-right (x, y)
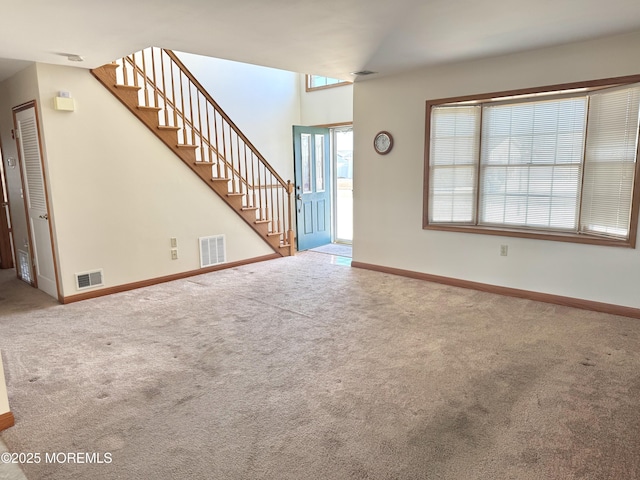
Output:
top-left (2, 0), bottom-right (640, 83)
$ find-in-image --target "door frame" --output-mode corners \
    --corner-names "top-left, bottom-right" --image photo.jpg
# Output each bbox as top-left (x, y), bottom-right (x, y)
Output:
top-left (12, 100), bottom-right (60, 298)
top-left (293, 125), bottom-right (332, 251)
top-left (330, 124), bottom-right (353, 245)
top-left (298, 122), bottom-right (354, 247)
top-left (0, 137), bottom-right (14, 269)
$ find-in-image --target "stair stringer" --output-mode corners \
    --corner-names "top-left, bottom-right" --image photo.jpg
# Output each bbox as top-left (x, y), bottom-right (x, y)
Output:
top-left (90, 63), bottom-right (293, 256)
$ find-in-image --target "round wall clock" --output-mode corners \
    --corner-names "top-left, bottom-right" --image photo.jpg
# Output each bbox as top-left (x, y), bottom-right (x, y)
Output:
top-left (374, 131), bottom-right (393, 155)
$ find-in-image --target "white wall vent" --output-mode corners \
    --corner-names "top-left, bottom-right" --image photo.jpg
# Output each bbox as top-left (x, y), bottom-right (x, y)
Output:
top-left (17, 250), bottom-right (32, 284)
top-left (199, 235), bottom-right (226, 268)
top-left (75, 269), bottom-right (104, 290)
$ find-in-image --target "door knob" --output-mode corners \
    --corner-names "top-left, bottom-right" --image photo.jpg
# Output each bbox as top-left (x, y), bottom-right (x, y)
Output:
top-left (296, 194), bottom-right (302, 200)
top-left (39, 213), bottom-right (48, 220)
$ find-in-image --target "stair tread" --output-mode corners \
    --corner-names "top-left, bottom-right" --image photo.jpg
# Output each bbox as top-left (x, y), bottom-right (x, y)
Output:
top-left (103, 63), bottom-right (119, 70)
top-left (227, 193), bottom-right (245, 197)
top-left (241, 207), bottom-right (259, 211)
top-left (115, 84), bottom-right (141, 91)
top-left (176, 144), bottom-right (198, 149)
top-left (267, 231), bottom-right (284, 237)
top-left (211, 177), bottom-right (230, 182)
top-left (255, 220), bottom-right (271, 224)
top-left (138, 105), bottom-right (161, 112)
top-left (158, 125), bottom-right (180, 131)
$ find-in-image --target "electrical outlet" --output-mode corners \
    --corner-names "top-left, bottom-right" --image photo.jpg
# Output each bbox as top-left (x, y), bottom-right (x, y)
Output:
top-left (171, 249), bottom-right (178, 260)
top-left (170, 237), bottom-right (177, 248)
top-left (500, 245), bottom-right (508, 256)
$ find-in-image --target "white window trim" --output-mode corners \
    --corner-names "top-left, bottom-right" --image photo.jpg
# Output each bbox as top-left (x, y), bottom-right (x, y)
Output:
top-left (423, 75), bottom-right (640, 248)
top-left (305, 74), bottom-right (351, 92)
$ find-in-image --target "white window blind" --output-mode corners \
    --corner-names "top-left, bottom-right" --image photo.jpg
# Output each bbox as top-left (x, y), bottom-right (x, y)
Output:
top-left (580, 85), bottom-right (640, 238)
top-left (427, 81), bottom-right (640, 242)
top-left (479, 97), bottom-right (587, 230)
top-left (429, 105), bottom-right (480, 223)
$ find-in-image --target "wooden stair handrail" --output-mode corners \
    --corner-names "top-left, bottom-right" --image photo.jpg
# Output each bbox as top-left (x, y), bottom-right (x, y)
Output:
top-left (163, 50), bottom-right (288, 188)
top-left (121, 55), bottom-right (228, 166)
top-left (123, 52), bottom-right (263, 192)
top-left (93, 48), bottom-right (295, 257)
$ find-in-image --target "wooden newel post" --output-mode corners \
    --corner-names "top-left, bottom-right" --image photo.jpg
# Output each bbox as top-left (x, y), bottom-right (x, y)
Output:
top-left (287, 180), bottom-right (295, 256)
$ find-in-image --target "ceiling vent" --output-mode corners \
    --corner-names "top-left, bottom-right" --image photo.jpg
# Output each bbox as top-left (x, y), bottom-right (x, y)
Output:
top-left (200, 235), bottom-right (226, 268)
top-left (351, 70), bottom-right (378, 77)
top-left (75, 270), bottom-right (104, 290)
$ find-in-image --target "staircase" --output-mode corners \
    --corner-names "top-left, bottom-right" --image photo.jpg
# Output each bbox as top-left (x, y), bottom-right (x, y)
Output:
top-left (91, 48), bottom-right (294, 256)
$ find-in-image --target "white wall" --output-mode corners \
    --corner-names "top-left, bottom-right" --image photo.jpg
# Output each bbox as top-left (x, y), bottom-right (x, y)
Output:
top-left (34, 63), bottom-right (272, 298)
top-left (176, 52), bottom-right (301, 182)
top-left (0, 64), bottom-right (43, 285)
top-left (174, 53), bottom-right (354, 170)
top-left (353, 30), bottom-right (640, 309)
top-left (300, 79), bottom-right (353, 127)
top-left (0, 354), bottom-right (9, 416)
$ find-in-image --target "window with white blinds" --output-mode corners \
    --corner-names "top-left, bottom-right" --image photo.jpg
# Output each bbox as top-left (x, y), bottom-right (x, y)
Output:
top-left (426, 79), bottom-right (640, 245)
top-left (580, 85), bottom-right (640, 238)
top-left (429, 105), bottom-right (480, 223)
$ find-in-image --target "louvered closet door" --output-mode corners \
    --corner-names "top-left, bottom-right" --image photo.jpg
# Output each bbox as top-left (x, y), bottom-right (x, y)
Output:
top-left (14, 105), bottom-right (58, 298)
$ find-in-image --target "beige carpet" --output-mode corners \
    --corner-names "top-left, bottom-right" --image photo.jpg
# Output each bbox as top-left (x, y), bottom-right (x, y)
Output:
top-left (0, 252), bottom-right (639, 479)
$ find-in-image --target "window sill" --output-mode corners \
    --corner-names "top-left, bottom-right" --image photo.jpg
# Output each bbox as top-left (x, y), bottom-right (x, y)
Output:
top-left (423, 223), bottom-right (635, 248)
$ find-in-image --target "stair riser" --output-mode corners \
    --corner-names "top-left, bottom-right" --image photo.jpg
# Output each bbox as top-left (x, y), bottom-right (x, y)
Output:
top-left (239, 209), bottom-right (259, 223)
top-left (95, 65), bottom-right (117, 86)
top-left (114, 87), bottom-right (142, 110)
top-left (175, 147), bottom-right (196, 164)
top-left (136, 109), bottom-right (161, 126)
top-left (267, 234), bottom-right (283, 249)
top-left (210, 181), bottom-right (231, 196)
top-left (226, 195), bottom-right (244, 209)
top-left (154, 128), bottom-right (181, 145)
top-left (253, 222), bottom-right (269, 235)
top-left (193, 164), bottom-right (215, 180)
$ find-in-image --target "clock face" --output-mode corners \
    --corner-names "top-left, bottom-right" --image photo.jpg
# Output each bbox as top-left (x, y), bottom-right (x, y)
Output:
top-left (374, 131), bottom-right (393, 154)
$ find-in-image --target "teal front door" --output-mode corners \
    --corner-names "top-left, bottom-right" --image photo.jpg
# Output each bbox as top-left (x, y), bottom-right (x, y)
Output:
top-left (293, 126), bottom-right (331, 251)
